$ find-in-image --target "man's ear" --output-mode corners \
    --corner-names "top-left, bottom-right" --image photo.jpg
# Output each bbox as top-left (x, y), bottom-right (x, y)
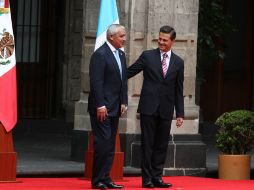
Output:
top-left (109, 35), bottom-right (114, 42)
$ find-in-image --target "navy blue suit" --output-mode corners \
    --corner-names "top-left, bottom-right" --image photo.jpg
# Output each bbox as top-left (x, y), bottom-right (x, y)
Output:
top-left (88, 43), bottom-right (127, 185)
top-left (127, 48), bottom-right (184, 183)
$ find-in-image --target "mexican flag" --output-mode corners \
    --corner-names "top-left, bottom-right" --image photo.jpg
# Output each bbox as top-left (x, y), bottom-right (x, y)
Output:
top-left (0, 0), bottom-right (17, 132)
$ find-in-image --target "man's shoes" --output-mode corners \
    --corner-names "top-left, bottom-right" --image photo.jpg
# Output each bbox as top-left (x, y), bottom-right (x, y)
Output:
top-left (152, 179), bottom-right (172, 188)
top-left (142, 181), bottom-right (155, 188)
top-left (92, 182), bottom-right (108, 189)
top-left (105, 182), bottom-right (124, 189)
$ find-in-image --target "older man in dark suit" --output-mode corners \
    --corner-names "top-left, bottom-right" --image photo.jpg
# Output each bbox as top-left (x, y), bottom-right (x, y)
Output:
top-left (127, 25), bottom-right (184, 188)
top-left (88, 24), bottom-right (127, 189)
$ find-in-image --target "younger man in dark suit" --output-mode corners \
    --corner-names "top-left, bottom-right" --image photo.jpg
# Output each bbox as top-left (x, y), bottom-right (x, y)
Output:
top-left (88, 24), bottom-right (127, 189)
top-left (127, 25), bottom-right (184, 188)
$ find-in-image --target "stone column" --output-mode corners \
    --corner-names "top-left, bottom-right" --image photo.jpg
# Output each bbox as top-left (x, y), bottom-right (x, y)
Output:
top-left (71, 0), bottom-right (100, 161)
top-left (63, 0), bottom-right (84, 122)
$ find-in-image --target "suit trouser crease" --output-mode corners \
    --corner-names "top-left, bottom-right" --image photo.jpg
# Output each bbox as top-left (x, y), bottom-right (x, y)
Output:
top-left (140, 114), bottom-right (171, 183)
top-left (90, 116), bottom-right (118, 185)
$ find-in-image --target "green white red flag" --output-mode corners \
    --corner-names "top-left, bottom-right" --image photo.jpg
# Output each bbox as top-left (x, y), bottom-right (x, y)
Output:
top-left (0, 0), bottom-right (17, 132)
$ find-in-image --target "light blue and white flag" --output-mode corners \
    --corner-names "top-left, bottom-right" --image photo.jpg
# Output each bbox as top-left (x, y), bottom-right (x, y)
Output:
top-left (94, 0), bottom-right (119, 51)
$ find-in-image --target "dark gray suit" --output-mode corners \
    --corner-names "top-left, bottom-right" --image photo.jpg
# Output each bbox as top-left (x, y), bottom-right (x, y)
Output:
top-left (88, 43), bottom-right (127, 185)
top-left (127, 48), bottom-right (184, 183)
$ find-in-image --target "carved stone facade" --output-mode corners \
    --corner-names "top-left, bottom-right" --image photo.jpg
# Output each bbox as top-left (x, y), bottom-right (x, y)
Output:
top-left (71, 0), bottom-right (205, 175)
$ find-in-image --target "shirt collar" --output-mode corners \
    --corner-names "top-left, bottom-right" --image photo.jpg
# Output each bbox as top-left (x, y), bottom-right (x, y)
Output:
top-left (160, 50), bottom-right (172, 58)
top-left (106, 41), bottom-right (117, 52)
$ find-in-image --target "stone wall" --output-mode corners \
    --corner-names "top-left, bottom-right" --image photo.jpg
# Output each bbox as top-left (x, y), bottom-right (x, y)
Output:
top-left (74, 0), bottom-right (200, 132)
top-left (124, 0), bottom-right (200, 136)
top-left (71, 0), bottom-right (205, 175)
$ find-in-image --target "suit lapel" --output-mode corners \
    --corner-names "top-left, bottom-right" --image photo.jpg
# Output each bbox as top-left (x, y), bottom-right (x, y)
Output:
top-left (104, 43), bottom-right (122, 79)
top-left (119, 50), bottom-right (126, 80)
top-left (164, 52), bottom-right (176, 78)
top-left (154, 49), bottom-right (164, 80)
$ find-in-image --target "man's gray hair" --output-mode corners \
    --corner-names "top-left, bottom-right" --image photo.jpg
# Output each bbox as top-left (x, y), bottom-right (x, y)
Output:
top-left (106, 24), bottom-right (125, 39)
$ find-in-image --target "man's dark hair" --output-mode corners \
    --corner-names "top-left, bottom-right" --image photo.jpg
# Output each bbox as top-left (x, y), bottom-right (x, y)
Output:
top-left (159, 25), bottom-right (176, 40)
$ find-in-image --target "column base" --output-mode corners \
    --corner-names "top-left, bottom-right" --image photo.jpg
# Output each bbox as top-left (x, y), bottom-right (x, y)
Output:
top-left (130, 134), bottom-right (207, 177)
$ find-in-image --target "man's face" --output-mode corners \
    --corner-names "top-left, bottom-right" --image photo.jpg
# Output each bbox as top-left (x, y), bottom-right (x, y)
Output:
top-left (110, 28), bottom-right (126, 49)
top-left (158, 32), bottom-right (175, 52)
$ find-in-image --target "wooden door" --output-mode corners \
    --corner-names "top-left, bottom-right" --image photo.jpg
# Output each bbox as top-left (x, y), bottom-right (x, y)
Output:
top-left (200, 0), bottom-right (253, 121)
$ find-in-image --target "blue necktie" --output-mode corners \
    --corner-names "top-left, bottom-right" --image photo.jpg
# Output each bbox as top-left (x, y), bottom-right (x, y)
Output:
top-left (114, 49), bottom-right (122, 78)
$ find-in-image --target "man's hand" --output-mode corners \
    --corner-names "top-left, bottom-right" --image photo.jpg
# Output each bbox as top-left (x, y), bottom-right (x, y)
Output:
top-left (97, 107), bottom-right (108, 122)
top-left (176, 117), bottom-right (183, 128)
top-left (120, 104), bottom-right (127, 116)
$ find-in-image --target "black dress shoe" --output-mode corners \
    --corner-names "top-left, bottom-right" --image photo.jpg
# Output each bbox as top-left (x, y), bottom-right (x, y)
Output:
top-left (106, 182), bottom-right (124, 189)
top-left (92, 182), bottom-right (108, 189)
top-left (142, 181), bottom-right (155, 188)
top-left (152, 179), bottom-right (172, 188)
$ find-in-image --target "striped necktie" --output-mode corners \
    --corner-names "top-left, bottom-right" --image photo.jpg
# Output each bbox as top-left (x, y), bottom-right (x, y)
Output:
top-left (162, 53), bottom-right (168, 77)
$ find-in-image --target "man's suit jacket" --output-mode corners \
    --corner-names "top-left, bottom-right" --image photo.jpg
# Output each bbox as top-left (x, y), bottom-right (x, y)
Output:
top-left (88, 43), bottom-right (128, 117)
top-left (127, 48), bottom-right (184, 120)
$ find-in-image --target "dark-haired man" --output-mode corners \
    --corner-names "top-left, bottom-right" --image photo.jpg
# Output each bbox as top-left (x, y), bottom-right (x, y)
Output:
top-left (127, 25), bottom-right (184, 188)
